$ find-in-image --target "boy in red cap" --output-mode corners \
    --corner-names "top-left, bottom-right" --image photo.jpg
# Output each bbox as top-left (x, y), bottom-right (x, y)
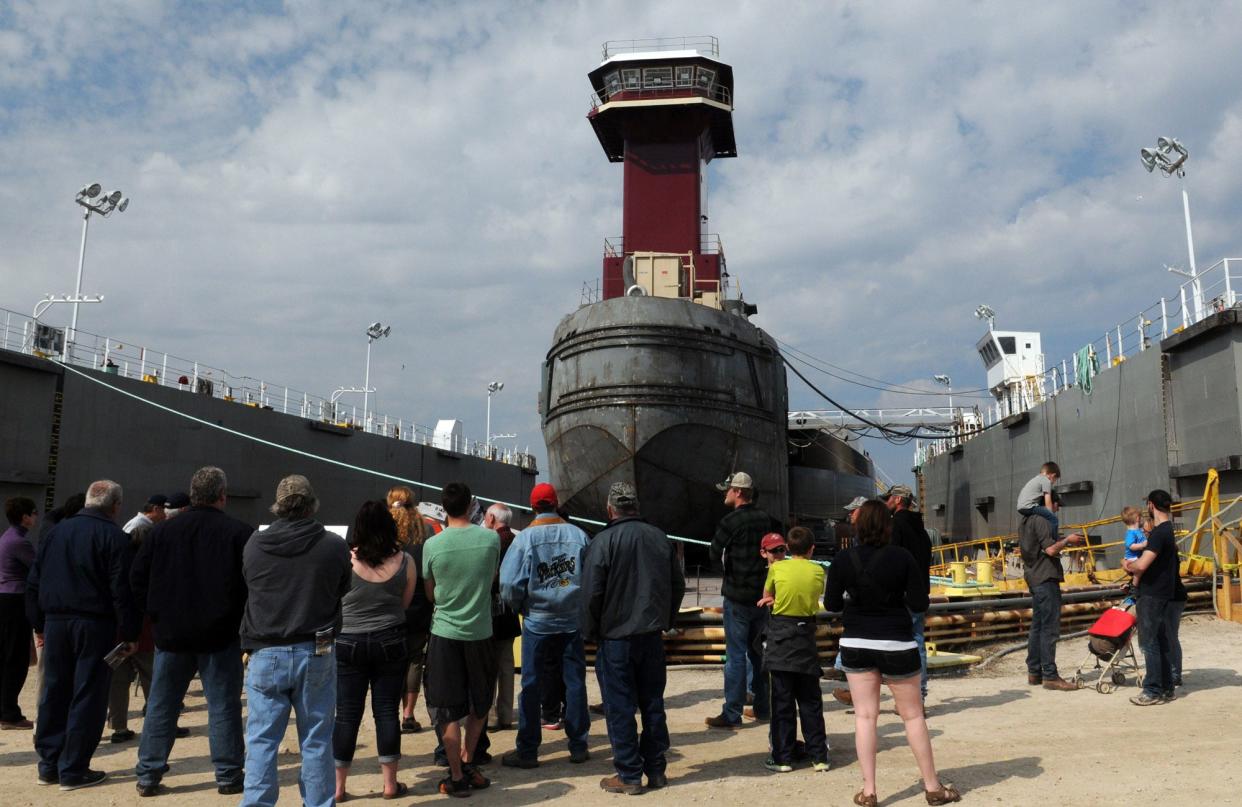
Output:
top-left (760, 533), bottom-right (788, 566)
top-left (756, 526), bottom-right (828, 773)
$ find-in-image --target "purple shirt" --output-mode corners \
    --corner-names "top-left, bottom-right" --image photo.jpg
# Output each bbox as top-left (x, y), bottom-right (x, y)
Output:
top-left (0, 525), bottom-right (36, 594)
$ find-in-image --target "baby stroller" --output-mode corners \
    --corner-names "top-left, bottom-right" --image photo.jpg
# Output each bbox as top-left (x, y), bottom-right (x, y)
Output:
top-left (1072, 603), bottom-right (1140, 693)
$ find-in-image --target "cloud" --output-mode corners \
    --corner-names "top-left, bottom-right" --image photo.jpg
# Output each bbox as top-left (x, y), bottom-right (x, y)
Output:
top-left (3, 0), bottom-right (1242, 486)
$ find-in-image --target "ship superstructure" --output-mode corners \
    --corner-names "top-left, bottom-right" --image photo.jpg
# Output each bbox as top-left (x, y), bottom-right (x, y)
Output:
top-left (541, 38), bottom-right (789, 542)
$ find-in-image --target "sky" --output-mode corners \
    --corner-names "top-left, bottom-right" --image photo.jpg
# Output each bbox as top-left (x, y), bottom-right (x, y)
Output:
top-left (3, 0), bottom-right (1242, 488)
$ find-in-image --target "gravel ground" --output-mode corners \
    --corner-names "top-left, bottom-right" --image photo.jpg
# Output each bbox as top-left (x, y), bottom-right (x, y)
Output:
top-left (2, 614), bottom-right (1238, 805)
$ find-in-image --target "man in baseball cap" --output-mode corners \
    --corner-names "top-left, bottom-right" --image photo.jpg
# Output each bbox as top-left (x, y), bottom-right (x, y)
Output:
top-left (529, 482), bottom-right (558, 510)
top-left (707, 471), bottom-right (775, 729)
top-left (716, 472), bottom-right (754, 492)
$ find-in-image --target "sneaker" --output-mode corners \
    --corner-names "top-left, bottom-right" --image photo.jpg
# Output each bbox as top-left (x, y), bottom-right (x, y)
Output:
top-left (60, 770), bottom-right (108, 791)
top-left (136, 783), bottom-right (163, 797)
top-left (704, 715), bottom-right (740, 730)
top-left (599, 775), bottom-right (643, 795)
top-left (569, 748), bottom-right (590, 764)
top-left (218, 781), bottom-right (244, 795)
top-left (541, 719), bottom-right (563, 731)
top-left (1130, 692), bottom-right (1164, 706)
top-left (175, 726), bottom-right (190, 738)
top-left (1162, 690), bottom-right (1177, 703)
top-left (0, 718), bottom-right (33, 730)
top-left (832, 688), bottom-right (853, 706)
top-left (812, 759), bottom-right (831, 773)
top-left (763, 758), bottom-right (794, 773)
top-left (589, 703), bottom-right (606, 716)
top-left (37, 773), bottom-right (58, 786)
top-left (646, 772), bottom-right (668, 789)
top-left (501, 751), bottom-right (538, 769)
top-left (111, 729), bottom-right (136, 743)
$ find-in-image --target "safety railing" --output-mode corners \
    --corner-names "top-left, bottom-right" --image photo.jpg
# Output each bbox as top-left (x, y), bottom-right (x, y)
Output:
top-left (916, 257), bottom-right (1241, 467)
top-left (602, 36), bottom-right (719, 60)
top-left (0, 306), bottom-right (538, 472)
top-left (603, 234), bottom-right (727, 257)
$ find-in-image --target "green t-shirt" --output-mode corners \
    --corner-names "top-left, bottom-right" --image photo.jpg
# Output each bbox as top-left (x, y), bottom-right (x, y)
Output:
top-left (763, 557), bottom-right (825, 617)
top-left (422, 524), bottom-right (500, 641)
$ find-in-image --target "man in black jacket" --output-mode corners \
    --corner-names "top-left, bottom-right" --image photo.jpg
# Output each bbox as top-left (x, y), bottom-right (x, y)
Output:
top-left (27, 479), bottom-right (140, 791)
top-left (240, 474), bottom-right (351, 807)
top-left (581, 482), bottom-right (685, 795)
top-left (130, 466), bottom-right (253, 797)
top-left (706, 471), bottom-right (773, 728)
top-left (884, 485), bottom-right (933, 704)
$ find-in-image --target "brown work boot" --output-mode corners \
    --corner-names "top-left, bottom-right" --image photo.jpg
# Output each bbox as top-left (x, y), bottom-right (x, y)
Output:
top-left (704, 715), bottom-right (740, 729)
top-left (600, 776), bottom-right (644, 795)
top-left (1027, 673), bottom-right (1042, 686)
top-left (1042, 676), bottom-right (1078, 691)
top-left (832, 688), bottom-right (853, 706)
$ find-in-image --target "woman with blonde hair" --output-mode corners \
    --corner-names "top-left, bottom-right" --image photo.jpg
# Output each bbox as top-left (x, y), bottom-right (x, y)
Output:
top-left (387, 486), bottom-right (434, 733)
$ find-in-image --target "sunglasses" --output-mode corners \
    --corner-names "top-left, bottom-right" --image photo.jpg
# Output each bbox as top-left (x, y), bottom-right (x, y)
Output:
top-left (766, 546), bottom-right (787, 555)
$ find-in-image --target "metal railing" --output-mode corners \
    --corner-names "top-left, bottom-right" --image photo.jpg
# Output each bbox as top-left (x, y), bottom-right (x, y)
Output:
top-left (591, 80), bottom-right (731, 110)
top-left (915, 257), bottom-right (1241, 467)
top-left (603, 234), bottom-right (726, 257)
top-left (602, 36), bottom-right (719, 60)
top-left (0, 306), bottom-right (538, 472)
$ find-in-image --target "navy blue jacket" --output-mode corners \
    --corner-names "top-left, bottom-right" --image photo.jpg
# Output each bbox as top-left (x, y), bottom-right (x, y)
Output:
top-left (26, 507), bottom-right (141, 640)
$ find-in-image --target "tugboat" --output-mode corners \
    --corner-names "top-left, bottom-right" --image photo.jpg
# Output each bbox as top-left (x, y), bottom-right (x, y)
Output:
top-left (540, 37), bottom-right (789, 544)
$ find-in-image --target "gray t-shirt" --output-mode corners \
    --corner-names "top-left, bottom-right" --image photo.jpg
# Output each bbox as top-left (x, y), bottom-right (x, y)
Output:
top-left (1017, 474), bottom-right (1053, 511)
top-left (1019, 514), bottom-right (1063, 588)
top-left (342, 552), bottom-right (409, 634)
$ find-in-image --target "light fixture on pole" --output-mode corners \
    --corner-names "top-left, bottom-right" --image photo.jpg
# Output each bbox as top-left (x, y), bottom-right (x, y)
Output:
top-left (486, 381), bottom-right (504, 452)
top-left (362, 321), bottom-right (391, 428)
top-left (68, 182), bottom-right (129, 358)
top-left (932, 373), bottom-right (953, 413)
top-left (1140, 136), bottom-right (1201, 322)
top-left (974, 304), bottom-right (996, 330)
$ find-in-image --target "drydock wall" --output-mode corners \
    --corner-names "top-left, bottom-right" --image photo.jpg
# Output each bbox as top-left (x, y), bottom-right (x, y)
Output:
top-left (0, 350), bottom-right (536, 527)
top-left (922, 311), bottom-right (1242, 547)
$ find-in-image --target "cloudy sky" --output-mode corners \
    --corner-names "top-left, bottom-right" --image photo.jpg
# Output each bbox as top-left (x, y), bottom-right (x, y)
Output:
top-left (4, 0), bottom-right (1242, 486)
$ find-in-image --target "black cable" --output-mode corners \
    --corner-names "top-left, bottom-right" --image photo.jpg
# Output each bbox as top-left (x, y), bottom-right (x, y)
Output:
top-left (783, 355), bottom-right (953, 440)
top-left (776, 338), bottom-right (994, 397)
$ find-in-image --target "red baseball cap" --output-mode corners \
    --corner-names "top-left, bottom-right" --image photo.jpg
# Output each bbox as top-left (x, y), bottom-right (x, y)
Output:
top-left (760, 533), bottom-right (787, 551)
top-left (530, 482), bottom-right (559, 509)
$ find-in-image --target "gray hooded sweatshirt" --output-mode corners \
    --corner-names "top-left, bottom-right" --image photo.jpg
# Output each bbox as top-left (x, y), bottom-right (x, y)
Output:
top-left (239, 517), bottom-right (351, 651)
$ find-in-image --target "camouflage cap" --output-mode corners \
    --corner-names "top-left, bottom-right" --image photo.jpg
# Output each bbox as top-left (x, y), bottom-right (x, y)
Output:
top-left (844, 496), bottom-right (869, 512)
top-left (883, 484), bottom-right (914, 500)
top-left (608, 481), bottom-right (638, 509)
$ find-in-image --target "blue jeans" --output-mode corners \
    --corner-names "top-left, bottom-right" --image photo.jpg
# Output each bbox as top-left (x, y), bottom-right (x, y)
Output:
top-left (1019, 505), bottom-right (1059, 534)
top-left (333, 629), bottom-right (406, 766)
top-left (596, 632), bottom-right (669, 785)
top-left (242, 643), bottom-right (336, 807)
top-left (911, 611), bottom-right (928, 699)
top-left (1167, 600), bottom-right (1186, 682)
top-left (1026, 581), bottom-right (1062, 678)
top-left (1137, 596), bottom-right (1174, 698)
top-left (136, 642), bottom-right (244, 787)
top-left (516, 630), bottom-right (588, 759)
top-left (34, 617), bottom-right (113, 784)
top-left (721, 599), bottom-right (768, 722)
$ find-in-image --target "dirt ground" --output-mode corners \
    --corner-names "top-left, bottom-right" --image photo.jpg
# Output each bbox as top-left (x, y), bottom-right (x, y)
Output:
top-left (2, 614), bottom-right (1239, 806)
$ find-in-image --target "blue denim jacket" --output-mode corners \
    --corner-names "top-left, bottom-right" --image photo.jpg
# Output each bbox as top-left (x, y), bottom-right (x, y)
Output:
top-left (499, 515), bottom-right (589, 635)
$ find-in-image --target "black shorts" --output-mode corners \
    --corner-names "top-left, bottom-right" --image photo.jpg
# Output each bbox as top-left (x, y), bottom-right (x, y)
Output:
top-left (424, 634), bottom-right (497, 726)
top-left (839, 646), bottom-right (921, 679)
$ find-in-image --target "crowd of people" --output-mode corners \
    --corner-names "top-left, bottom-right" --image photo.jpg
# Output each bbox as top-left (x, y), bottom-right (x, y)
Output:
top-left (0, 469), bottom-right (684, 804)
top-left (0, 459), bottom-right (1188, 805)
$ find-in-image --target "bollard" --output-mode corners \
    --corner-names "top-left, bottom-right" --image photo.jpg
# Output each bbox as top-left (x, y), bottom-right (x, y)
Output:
top-left (949, 561), bottom-right (968, 585)
top-left (976, 559), bottom-right (994, 586)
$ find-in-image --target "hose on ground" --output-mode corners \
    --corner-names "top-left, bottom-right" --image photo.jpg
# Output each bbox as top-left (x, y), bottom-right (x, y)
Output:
top-left (974, 629), bottom-right (1090, 670)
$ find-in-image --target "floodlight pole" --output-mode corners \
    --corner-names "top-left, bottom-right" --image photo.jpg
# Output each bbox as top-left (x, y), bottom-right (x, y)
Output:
top-left (1180, 183), bottom-right (1202, 322)
top-left (363, 338), bottom-right (374, 428)
top-left (68, 210), bottom-right (91, 359)
top-left (486, 381), bottom-right (504, 453)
